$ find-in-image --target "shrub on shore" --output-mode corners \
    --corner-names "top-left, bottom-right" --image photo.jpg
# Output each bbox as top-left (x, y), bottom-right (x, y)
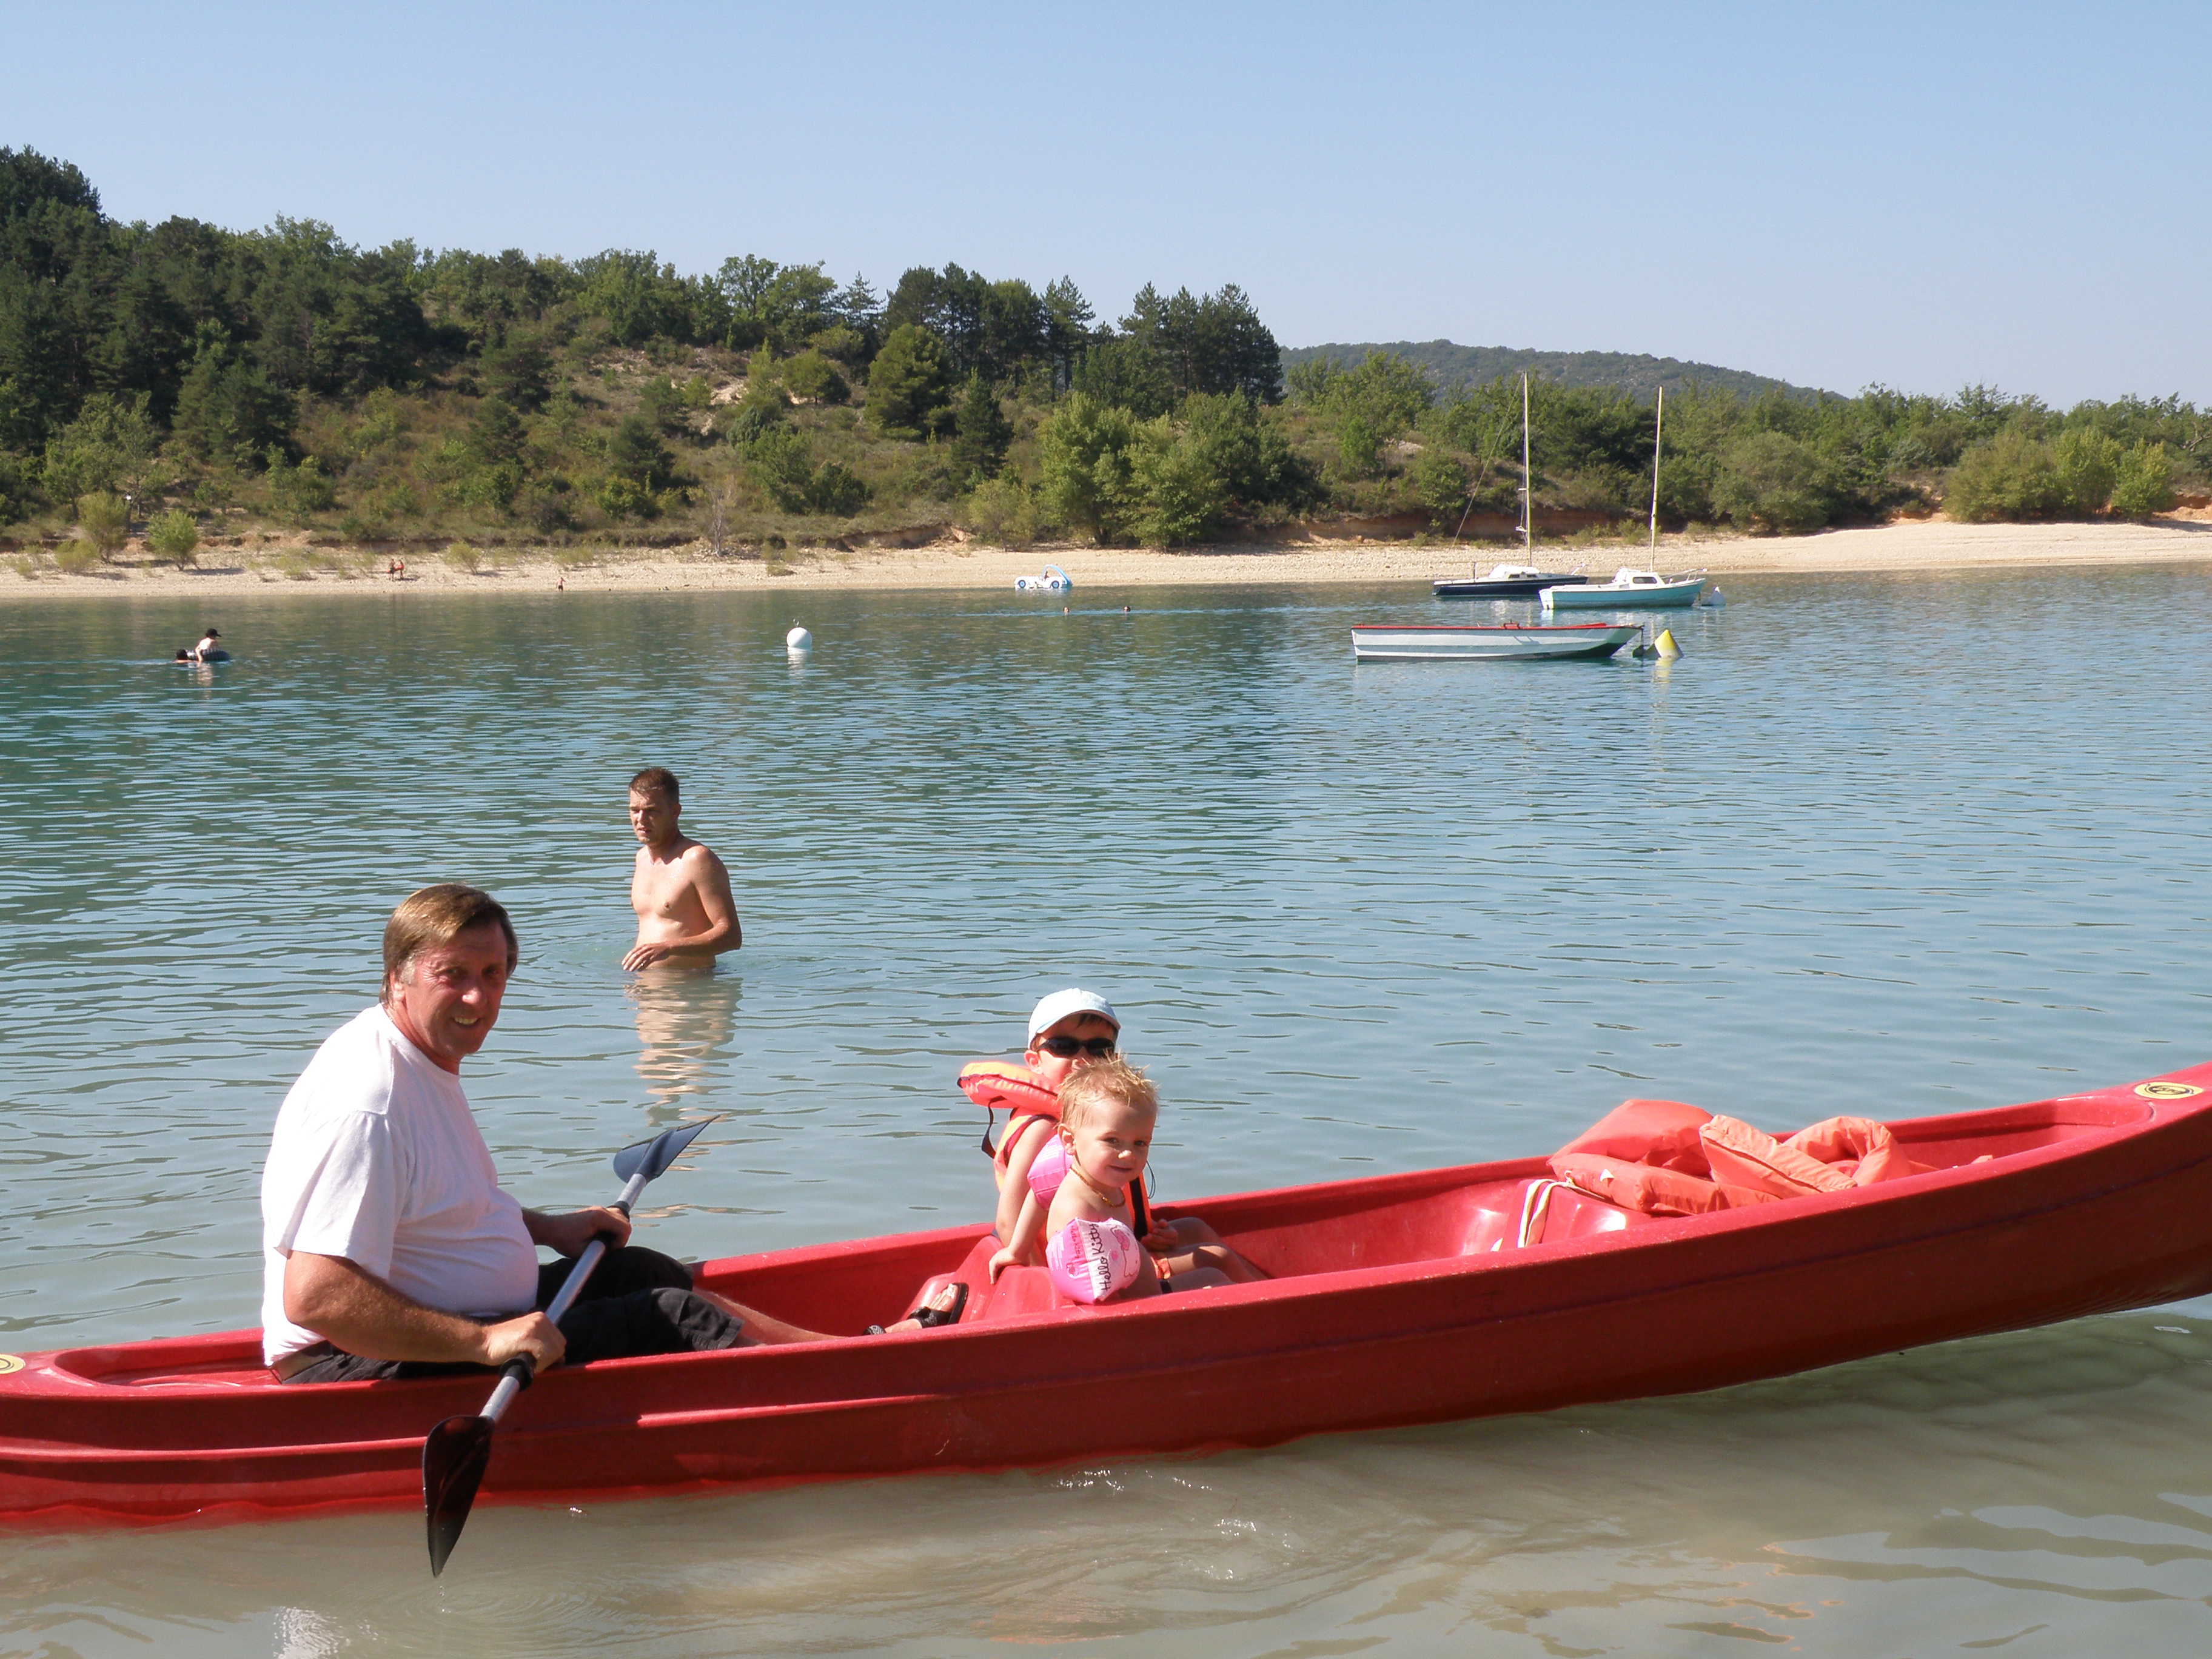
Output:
top-left (1712, 432), bottom-right (1835, 532)
top-left (1943, 431), bottom-right (2066, 523)
top-left (146, 509), bottom-right (201, 565)
top-left (2054, 428), bottom-right (2120, 513)
top-left (77, 492), bottom-right (128, 558)
top-left (964, 475), bottom-right (1038, 546)
top-left (2110, 441), bottom-right (2176, 516)
top-left (1410, 446), bottom-right (1469, 525)
top-left (1037, 395), bottom-right (1141, 544)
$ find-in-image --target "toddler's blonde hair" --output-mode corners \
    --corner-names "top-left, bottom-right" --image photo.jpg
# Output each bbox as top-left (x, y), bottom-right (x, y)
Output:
top-left (1056, 1056), bottom-right (1158, 1133)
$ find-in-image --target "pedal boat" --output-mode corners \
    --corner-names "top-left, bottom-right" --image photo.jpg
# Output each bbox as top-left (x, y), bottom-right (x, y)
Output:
top-left (6, 1064), bottom-right (2211, 1526)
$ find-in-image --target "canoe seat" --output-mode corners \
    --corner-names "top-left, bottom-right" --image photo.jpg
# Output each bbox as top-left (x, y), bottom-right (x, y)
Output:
top-left (1461, 1178), bottom-right (1646, 1255)
top-left (946, 1236), bottom-right (1094, 1324)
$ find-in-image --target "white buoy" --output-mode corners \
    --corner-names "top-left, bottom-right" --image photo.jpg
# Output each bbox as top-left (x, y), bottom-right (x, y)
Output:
top-left (786, 625), bottom-right (813, 656)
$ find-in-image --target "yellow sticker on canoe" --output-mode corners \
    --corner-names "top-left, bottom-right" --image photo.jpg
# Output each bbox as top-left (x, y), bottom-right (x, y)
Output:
top-left (2136, 1082), bottom-right (2204, 1099)
top-left (0, 1355), bottom-right (21, 1375)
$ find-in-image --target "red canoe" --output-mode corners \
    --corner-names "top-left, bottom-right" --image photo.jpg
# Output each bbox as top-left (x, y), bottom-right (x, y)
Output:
top-left (7, 1063), bottom-right (2212, 1526)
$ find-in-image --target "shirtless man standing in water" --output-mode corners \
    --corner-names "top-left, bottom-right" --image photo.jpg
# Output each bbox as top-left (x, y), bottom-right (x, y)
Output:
top-left (623, 768), bottom-right (742, 970)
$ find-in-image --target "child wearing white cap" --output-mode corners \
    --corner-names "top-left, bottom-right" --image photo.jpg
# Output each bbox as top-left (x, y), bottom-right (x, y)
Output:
top-left (987, 989), bottom-right (1124, 1247)
top-left (990, 1058), bottom-right (1238, 1301)
top-left (978, 990), bottom-right (1267, 1289)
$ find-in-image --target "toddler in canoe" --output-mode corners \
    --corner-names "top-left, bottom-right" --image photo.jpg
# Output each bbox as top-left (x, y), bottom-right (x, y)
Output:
top-left (968, 990), bottom-right (1257, 1280)
top-left (989, 1058), bottom-right (1264, 1301)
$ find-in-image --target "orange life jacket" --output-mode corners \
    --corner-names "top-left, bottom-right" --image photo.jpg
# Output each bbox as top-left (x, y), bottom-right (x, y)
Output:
top-left (959, 1059), bottom-right (1061, 1178)
top-left (1549, 1098), bottom-right (1928, 1216)
top-left (957, 1058), bottom-right (1152, 1233)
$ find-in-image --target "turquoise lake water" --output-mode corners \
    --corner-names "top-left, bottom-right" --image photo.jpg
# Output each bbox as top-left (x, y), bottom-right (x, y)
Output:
top-left (4, 566), bottom-right (2211, 1655)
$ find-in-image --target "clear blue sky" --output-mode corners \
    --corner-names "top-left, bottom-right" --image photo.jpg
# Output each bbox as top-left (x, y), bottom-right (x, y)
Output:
top-left (10, 1), bottom-right (2206, 406)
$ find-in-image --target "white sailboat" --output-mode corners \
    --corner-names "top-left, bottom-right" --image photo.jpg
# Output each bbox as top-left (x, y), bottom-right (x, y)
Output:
top-left (1540, 567), bottom-right (1706, 609)
top-left (1432, 374), bottom-right (1593, 598)
top-left (1540, 390), bottom-right (1705, 609)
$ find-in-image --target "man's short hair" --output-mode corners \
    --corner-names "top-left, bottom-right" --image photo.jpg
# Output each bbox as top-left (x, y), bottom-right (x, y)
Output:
top-left (629, 766), bottom-right (680, 802)
top-left (382, 884), bottom-right (518, 991)
top-left (1057, 1057), bottom-right (1158, 1133)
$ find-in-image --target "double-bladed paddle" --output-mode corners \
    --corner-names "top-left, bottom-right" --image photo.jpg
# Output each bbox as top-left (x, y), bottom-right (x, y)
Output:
top-left (422, 1115), bottom-right (720, 1576)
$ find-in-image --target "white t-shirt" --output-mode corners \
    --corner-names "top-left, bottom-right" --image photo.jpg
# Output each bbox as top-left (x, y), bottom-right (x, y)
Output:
top-left (259, 1005), bottom-right (538, 1366)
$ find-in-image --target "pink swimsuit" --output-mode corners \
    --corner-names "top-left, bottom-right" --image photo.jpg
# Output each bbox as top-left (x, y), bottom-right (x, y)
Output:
top-left (1026, 1139), bottom-right (1143, 1303)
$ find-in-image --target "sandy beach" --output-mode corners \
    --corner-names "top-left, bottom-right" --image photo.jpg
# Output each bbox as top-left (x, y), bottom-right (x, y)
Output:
top-left (7, 515), bottom-right (2210, 599)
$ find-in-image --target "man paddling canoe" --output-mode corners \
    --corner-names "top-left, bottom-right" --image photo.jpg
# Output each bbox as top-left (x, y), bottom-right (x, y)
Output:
top-left (262, 884), bottom-right (947, 1382)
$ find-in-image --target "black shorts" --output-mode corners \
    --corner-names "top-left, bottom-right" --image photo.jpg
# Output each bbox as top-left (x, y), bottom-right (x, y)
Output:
top-left (278, 1246), bottom-right (745, 1384)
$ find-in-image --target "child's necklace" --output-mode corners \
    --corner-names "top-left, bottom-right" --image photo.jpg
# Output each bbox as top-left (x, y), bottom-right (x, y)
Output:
top-left (1071, 1163), bottom-right (1126, 1208)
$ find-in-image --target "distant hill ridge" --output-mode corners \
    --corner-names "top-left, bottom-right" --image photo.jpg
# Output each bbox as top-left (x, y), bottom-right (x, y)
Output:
top-left (1280, 340), bottom-right (1828, 402)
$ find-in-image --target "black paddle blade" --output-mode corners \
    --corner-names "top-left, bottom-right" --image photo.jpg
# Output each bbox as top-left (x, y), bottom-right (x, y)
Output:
top-left (423, 1412), bottom-right (496, 1577)
top-left (612, 1115), bottom-right (719, 1185)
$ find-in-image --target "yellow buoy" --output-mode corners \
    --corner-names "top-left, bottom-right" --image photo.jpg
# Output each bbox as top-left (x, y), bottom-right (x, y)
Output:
top-left (1655, 628), bottom-right (1681, 659)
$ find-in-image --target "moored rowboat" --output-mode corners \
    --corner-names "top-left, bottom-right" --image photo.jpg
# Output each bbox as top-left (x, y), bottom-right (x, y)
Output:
top-left (1351, 622), bottom-right (1643, 662)
top-left (6, 1064), bottom-right (2212, 1526)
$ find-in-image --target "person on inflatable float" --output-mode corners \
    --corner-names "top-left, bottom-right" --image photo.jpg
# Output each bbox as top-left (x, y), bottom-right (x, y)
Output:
top-left (988, 1059), bottom-right (1241, 1301)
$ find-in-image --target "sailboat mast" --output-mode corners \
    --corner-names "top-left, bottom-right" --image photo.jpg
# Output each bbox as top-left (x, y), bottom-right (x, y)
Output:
top-left (1520, 372), bottom-right (1531, 558)
top-left (1648, 386), bottom-right (1664, 554)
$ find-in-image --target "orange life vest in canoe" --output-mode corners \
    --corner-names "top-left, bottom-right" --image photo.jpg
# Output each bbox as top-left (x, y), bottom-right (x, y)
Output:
top-left (957, 1058), bottom-right (1153, 1233)
top-left (1548, 1098), bottom-right (1929, 1216)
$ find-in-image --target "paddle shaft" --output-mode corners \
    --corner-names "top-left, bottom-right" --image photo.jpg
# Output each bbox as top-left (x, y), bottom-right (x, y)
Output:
top-left (424, 1116), bottom-right (717, 1577)
top-left (474, 1167), bottom-right (651, 1426)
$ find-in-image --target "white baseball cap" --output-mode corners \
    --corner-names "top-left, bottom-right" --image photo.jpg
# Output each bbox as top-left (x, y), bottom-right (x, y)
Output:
top-left (1027, 988), bottom-right (1120, 1041)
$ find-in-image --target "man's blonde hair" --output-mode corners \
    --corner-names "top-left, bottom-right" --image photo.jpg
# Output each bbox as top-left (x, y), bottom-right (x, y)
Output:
top-left (381, 883), bottom-right (518, 996)
top-left (1056, 1057), bottom-right (1159, 1133)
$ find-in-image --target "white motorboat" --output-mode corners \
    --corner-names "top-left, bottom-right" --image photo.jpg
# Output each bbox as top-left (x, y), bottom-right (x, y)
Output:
top-left (1350, 621), bottom-right (1643, 662)
top-left (1540, 567), bottom-right (1706, 609)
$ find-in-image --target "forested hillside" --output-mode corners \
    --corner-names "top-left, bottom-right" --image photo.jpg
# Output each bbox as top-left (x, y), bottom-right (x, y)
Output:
top-left (1282, 341), bottom-right (1812, 402)
top-left (3, 148), bottom-right (2205, 574)
top-left (1281, 351), bottom-right (2205, 532)
top-left (0, 149), bottom-right (1312, 564)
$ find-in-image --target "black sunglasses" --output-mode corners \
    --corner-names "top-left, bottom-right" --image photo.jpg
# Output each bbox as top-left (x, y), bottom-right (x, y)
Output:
top-left (1036, 1034), bottom-right (1118, 1058)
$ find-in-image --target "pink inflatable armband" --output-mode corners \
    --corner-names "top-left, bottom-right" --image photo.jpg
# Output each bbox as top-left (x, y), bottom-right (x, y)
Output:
top-left (1046, 1217), bottom-right (1143, 1304)
top-left (1027, 1136), bottom-right (1070, 1204)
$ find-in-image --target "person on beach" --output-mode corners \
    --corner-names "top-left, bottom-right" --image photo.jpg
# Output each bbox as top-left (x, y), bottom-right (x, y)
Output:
top-left (989, 1060), bottom-right (1249, 1299)
top-left (261, 884), bottom-right (951, 1384)
top-left (624, 767), bottom-right (741, 970)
